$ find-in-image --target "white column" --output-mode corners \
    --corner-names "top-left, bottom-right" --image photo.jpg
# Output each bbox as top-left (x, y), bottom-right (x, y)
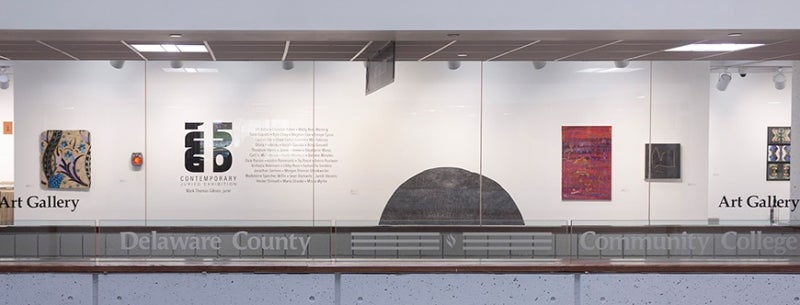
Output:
top-left (791, 61), bottom-right (800, 221)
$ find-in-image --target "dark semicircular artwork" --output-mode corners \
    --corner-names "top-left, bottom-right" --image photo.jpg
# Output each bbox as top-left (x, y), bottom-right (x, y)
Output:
top-left (379, 167), bottom-right (524, 225)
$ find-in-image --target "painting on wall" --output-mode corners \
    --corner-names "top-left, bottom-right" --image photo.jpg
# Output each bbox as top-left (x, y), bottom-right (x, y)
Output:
top-left (40, 130), bottom-right (92, 189)
top-left (767, 126), bottom-right (790, 181)
top-left (562, 126), bottom-right (611, 200)
top-left (380, 167), bottom-right (524, 225)
top-left (645, 143), bottom-right (681, 180)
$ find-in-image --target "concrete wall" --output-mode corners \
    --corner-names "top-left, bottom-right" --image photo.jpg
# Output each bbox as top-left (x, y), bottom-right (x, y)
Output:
top-left (2, 273), bottom-right (799, 305)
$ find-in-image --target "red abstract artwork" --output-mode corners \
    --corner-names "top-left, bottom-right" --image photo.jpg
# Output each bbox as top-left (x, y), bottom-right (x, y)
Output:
top-left (562, 126), bottom-right (611, 200)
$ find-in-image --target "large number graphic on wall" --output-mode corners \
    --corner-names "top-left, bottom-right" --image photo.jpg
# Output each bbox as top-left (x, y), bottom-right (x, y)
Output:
top-left (645, 143), bottom-right (681, 180)
top-left (767, 126), bottom-right (790, 181)
top-left (379, 167), bottom-right (523, 225)
top-left (562, 126), bottom-right (611, 200)
top-left (185, 122), bottom-right (233, 173)
top-left (39, 130), bottom-right (91, 189)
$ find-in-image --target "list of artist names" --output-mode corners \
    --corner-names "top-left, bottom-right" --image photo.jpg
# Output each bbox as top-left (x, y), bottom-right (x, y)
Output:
top-left (244, 127), bottom-right (338, 184)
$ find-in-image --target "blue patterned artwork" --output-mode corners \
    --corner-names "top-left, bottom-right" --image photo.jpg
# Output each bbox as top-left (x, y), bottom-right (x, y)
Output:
top-left (40, 130), bottom-right (92, 189)
top-left (767, 127), bottom-right (790, 181)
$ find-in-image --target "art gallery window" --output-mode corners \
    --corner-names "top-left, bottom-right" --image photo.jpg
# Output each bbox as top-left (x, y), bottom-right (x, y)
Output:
top-left (0, 60), bottom-right (795, 225)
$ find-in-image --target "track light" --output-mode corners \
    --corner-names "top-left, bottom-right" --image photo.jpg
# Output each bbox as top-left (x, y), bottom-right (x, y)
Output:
top-left (170, 60), bottom-right (183, 69)
top-left (109, 60), bottom-right (125, 69)
top-left (0, 74), bottom-right (8, 90)
top-left (532, 61), bottom-right (547, 70)
top-left (614, 60), bottom-right (630, 68)
top-left (773, 68), bottom-right (786, 90)
top-left (281, 61), bottom-right (294, 70)
top-left (0, 67), bottom-right (9, 90)
top-left (716, 72), bottom-right (732, 91)
top-left (447, 61), bottom-right (461, 70)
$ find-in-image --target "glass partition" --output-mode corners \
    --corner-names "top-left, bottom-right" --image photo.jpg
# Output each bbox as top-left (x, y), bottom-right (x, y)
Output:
top-left (0, 60), bottom-right (796, 230)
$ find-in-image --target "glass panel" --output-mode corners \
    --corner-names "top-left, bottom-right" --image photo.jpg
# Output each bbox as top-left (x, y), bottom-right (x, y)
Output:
top-left (314, 62), bottom-right (482, 225)
top-left (145, 61), bottom-right (314, 220)
top-left (96, 220), bottom-right (332, 259)
top-left (11, 61), bottom-right (146, 221)
top-left (333, 220), bottom-right (570, 260)
top-left (482, 61), bottom-right (651, 223)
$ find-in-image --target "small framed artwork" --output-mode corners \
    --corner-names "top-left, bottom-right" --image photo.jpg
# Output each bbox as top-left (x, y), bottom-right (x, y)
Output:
top-left (40, 130), bottom-right (92, 189)
top-left (645, 143), bottom-right (681, 180)
top-left (767, 126), bottom-right (790, 181)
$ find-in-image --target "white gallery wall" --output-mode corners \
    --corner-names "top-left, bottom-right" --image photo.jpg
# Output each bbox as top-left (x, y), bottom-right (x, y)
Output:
top-left (0, 72), bottom-right (12, 182)
top-left (145, 61), bottom-right (314, 220)
top-left (649, 62), bottom-right (711, 221)
top-left (6, 60), bottom-right (791, 222)
top-left (482, 61), bottom-right (650, 221)
top-left (708, 70), bottom-right (792, 221)
top-left (314, 62), bottom-right (481, 223)
top-left (13, 61), bottom-right (146, 220)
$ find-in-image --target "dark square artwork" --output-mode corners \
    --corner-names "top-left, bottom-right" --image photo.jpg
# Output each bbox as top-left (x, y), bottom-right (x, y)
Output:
top-left (767, 126), bottom-right (790, 181)
top-left (645, 143), bottom-right (681, 179)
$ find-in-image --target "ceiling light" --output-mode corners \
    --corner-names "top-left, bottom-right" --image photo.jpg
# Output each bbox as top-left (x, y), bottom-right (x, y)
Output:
top-left (532, 61), bottom-right (547, 70)
top-left (169, 33), bottom-right (183, 38)
top-left (281, 61), bottom-right (294, 70)
top-left (773, 68), bottom-right (786, 90)
top-left (727, 33), bottom-right (743, 37)
top-left (666, 43), bottom-right (764, 52)
top-left (448, 61), bottom-right (461, 70)
top-left (0, 73), bottom-right (9, 90)
top-left (131, 44), bottom-right (165, 52)
top-left (716, 72), bottom-right (732, 91)
top-left (176, 44), bottom-right (208, 52)
top-left (161, 44), bottom-right (180, 52)
top-left (131, 44), bottom-right (208, 53)
top-left (577, 67), bottom-right (643, 73)
top-left (614, 60), bottom-right (630, 68)
top-left (457, 54), bottom-right (468, 57)
top-left (170, 60), bottom-right (183, 69)
top-left (161, 68), bottom-right (219, 73)
top-left (109, 60), bottom-right (125, 69)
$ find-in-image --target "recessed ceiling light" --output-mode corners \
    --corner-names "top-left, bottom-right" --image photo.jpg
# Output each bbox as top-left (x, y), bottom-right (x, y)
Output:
top-left (131, 44), bottom-right (208, 53)
top-left (169, 33), bottom-right (183, 38)
top-left (161, 67), bottom-right (219, 73)
top-left (577, 68), bottom-right (644, 73)
top-left (161, 44), bottom-right (180, 52)
top-left (665, 43), bottom-right (764, 52)
top-left (131, 44), bottom-right (165, 52)
top-left (177, 44), bottom-right (208, 52)
top-left (727, 33), bottom-right (743, 37)
top-left (457, 54), bottom-right (468, 57)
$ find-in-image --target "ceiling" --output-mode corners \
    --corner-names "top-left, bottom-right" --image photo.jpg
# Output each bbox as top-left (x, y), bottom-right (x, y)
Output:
top-left (2, 29), bottom-right (800, 64)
